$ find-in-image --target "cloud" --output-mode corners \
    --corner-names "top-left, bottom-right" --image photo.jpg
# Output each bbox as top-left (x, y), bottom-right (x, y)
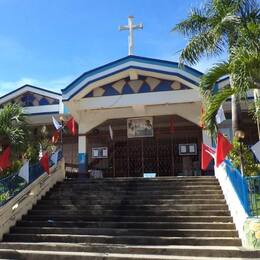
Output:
top-left (0, 75), bottom-right (75, 96)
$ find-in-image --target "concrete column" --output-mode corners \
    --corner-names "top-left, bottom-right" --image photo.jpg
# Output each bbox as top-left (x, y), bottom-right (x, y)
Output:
top-left (202, 130), bottom-right (213, 147)
top-left (78, 135), bottom-right (87, 173)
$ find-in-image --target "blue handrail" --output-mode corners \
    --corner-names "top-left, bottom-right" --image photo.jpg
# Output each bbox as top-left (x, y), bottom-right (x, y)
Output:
top-left (224, 160), bottom-right (251, 215)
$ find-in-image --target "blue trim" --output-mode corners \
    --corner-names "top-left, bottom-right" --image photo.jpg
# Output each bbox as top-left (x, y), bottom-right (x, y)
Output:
top-left (61, 55), bottom-right (203, 96)
top-left (24, 111), bottom-right (59, 116)
top-left (78, 153), bottom-right (87, 173)
top-left (0, 84), bottom-right (61, 102)
top-left (63, 65), bottom-right (199, 101)
top-left (217, 76), bottom-right (229, 84)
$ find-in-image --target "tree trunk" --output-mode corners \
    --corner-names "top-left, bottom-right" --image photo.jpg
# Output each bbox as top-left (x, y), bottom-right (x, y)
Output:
top-left (231, 94), bottom-right (242, 137)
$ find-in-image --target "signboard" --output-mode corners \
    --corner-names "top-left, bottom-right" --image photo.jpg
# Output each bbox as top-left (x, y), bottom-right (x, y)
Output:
top-left (92, 147), bottom-right (108, 158)
top-left (127, 117), bottom-right (153, 138)
top-left (179, 143), bottom-right (197, 156)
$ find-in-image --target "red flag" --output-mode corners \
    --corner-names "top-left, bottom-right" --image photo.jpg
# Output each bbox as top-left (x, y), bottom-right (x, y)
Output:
top-left (169, 117), bottom-right (175, 134)
top-left (67, 117), bottom-right (77, 136)
top-left (201, 144), bottom-right (215, 170)
top-left (52, 130), bottom-right (60, 144)
top-left (0, 146), bottom-right (11, 171)
top-left (40, 153), bottom-right (50, 175)
top-left (199, 106), bottom-right (205, 128)
top-left (216, 132), bottom-right (233, 167)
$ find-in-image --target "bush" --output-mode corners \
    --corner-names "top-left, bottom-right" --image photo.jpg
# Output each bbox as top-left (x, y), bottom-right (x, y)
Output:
top-left (229, 137), bottom-right (260, 176)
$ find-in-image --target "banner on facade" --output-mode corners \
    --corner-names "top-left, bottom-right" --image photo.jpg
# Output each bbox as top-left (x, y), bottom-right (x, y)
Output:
top-left (127, 117), bottom-right (153, 138)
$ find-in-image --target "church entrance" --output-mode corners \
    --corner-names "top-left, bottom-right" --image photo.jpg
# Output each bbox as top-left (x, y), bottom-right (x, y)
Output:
top-left (87, 115), bottom-right (202, 178)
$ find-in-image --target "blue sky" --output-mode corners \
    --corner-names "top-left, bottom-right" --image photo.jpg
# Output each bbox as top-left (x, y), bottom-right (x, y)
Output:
top-left (0, 0), bottom-right (226, 95)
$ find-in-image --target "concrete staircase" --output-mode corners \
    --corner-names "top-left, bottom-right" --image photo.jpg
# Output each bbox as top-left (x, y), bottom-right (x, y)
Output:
top-left (0, 176), bottom-right (259, 259)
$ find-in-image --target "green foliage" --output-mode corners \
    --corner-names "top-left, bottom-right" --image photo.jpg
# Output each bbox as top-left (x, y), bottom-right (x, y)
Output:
top-left (0, 103), bottom-right (27, 146)
top-left (24, 143), bottom-right (40, 163)
top-left (249, 96), bottom-right (260, 122)
top-left (229, 137), bottom-right (260, 176)
top-left (0, 191), bottom-right (9, 204)
top-left (173, 0), bottom-right (260, 134)
top-left (0, 160), bottom-right (23, 179)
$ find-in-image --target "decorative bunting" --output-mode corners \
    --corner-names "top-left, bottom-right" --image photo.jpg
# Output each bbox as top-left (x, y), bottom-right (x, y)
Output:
top-left (216, 132), bottom-right (233, 167)
top-left (52, 116), bottom-right (62, 130)
top-left (0, 146), bottom-right (11, 171)
top-left (215, 106), bottom-right (226, 124)
top-left (199, 106), bottom-right (205, 128)
top-left (51, 150), bottom-right (59, 166)
top-left (18, 160), bottom-right (29, 183)
top-left (109, 125), bottom-right (113, 140)
top-left (201, 144), bottom-right (215, 170)
top-left (40, 153), bottom-right (50, 175)
top-left (67, 117), bottom-right (77, 136)
top-left (52, 130), bottom-right (60, 144)
top-left (169, 117), bottom-right (175, 134)
top-left (251, 141), bottom-right (260, 162)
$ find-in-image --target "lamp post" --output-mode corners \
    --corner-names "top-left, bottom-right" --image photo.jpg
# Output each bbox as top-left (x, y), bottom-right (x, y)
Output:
top-left (235, 130), bottom-right (245, 176)
top-left (59, 116), bottom-right (65, 153)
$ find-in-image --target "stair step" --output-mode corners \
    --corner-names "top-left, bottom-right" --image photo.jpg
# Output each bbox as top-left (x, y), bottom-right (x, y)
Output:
top-left (0, 243), bottom-right (259, 258)
top-left (10, 227), bottom-right (238, 237)
top-left (28, 209), bottom-right (230, 216)
top-left (4, 233), bottom-right (242, 246)
top-left (38, 198), bottom-right (226, 205)
top-left (23, 215), bottom-right (234, 222)
top-left (17, 220), bottom-right (236, 229)
top-left (43, 194), bottom-right (225, 200)
top-left (1, 248), bottom-right (260, 260)
top-left (46, 190), bottom-right (223, 196)
top-left (33, 204), bottom-right (228, 211)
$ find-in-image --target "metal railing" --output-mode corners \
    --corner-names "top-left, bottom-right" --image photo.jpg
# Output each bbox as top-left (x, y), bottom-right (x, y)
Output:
top-left (0, 150), bottom-right (62, 206)
top-left (225, 159), bottom-right (260, 217)
top-left (245, 176), bottom-right (260, 217)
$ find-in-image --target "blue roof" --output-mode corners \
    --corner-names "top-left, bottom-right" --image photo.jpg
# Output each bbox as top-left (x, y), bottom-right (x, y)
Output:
top-left (61, 55), bottom-right (204, 97)
top-left (0, 84), bottom-right (61, 101)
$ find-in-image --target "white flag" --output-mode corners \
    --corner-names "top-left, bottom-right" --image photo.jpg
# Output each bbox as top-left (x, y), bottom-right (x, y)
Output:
top-left (18, 161), bottom-right (29, 183)
top-left (251, 141), bottom-right (260, 162)
top-left (109, 125), bottom-right (113, 140)
top-left (216, 106), bottom-right (226, 124)
top-left (51, 150), bottom-right (59, 166)
top-left (52, 116), bottom-right (62, 130)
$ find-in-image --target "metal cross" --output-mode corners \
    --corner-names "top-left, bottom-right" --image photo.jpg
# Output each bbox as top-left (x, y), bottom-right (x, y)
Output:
top-left (119, 16), bottom-right (143, 55)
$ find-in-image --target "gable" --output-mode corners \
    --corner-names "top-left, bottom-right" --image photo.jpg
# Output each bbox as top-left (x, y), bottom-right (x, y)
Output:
top-left (1, 91), bottom-right (60, 108)
top-left (84, 76), bottom-right (191, 98)
top-left (62, 55), bottom-right (203, 101)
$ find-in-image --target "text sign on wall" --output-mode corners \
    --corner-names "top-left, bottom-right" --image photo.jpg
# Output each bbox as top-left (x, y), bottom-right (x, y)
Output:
top-left (179, 143), bottom-right (197, 156)
top-left (92, 147), bottom-right (108, 158)
top-left (127, 117), bottom-right (153, 138)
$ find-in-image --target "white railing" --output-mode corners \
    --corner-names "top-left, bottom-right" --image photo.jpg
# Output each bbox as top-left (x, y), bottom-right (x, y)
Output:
top-left (0, 159), bottom-right (65, 241)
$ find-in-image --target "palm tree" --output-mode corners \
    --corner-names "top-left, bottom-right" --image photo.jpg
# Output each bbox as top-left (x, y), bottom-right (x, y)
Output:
top-left (173, 0), bottom-right (260, 136)
top-left (0, 103), bottom-right (27, 150)
top-left (200, 4), bottom-right (260, 134)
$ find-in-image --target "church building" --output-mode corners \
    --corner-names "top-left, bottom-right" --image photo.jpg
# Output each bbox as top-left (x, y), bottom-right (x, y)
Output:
top-left (0, 54), bottom-right (257, 178)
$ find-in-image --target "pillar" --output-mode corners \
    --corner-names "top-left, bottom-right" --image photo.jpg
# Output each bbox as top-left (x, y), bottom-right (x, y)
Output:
top-left (78, 135), bottom-right (87, 173)
top-left (202, 130), bottom-right (213, 147)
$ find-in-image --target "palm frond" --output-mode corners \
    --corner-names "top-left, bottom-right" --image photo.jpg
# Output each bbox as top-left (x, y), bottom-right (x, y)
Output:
top-left (200, 62), bottom-right (230, 97)
top-left (179, 30), bottom-right (224, 65)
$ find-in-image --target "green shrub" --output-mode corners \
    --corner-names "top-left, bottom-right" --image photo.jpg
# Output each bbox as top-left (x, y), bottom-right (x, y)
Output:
top-left (229, 137), bottom-right (260, 176)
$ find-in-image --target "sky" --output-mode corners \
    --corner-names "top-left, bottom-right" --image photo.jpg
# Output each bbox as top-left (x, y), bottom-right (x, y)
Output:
top-left (0, 0), bottom-right (227, 96)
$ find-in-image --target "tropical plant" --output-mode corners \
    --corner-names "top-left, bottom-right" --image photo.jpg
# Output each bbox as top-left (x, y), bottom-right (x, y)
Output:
top-left (173, 0), bottom-right (260, 136)
top-left (0, 103), bottom-right (27, 146)
top-left (229, 137), bottom-right (260, 176)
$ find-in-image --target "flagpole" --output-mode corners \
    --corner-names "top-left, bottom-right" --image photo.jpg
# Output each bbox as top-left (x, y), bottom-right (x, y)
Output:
top-left (60, 117), bottom-right (64, 154)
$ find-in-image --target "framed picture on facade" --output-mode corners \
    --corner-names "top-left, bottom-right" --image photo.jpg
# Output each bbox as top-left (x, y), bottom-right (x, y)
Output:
top-left (127, 117), bottom-right (153, 138)
top-left (92, 147), bottom-right (108, 158)
top-left (179, 143), bottom-right (197, 155)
